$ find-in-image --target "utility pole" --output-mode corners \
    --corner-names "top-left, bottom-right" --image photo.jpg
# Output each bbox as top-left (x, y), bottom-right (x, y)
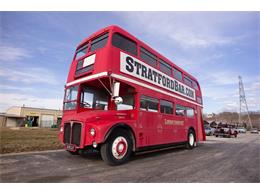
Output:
top-left (238, 76), bottom-right (253, 129)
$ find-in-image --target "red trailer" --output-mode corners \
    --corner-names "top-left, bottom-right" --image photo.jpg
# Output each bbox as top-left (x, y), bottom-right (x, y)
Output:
top-left (59, 25), bottom-right (205, 165)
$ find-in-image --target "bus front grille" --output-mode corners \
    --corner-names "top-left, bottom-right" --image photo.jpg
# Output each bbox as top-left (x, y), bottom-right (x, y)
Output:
top-left (63, 123), bottom-right (71, 144)
top-left (72, 123), bottom-right (82, 146)
top-left (63, 122), bottom-right (82, 147)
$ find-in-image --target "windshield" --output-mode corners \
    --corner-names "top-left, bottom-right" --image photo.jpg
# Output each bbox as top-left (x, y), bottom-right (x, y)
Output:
top-left (80, 85), bottom-right (109, 110)
top-left (64, 85), bottom-right (78, 110)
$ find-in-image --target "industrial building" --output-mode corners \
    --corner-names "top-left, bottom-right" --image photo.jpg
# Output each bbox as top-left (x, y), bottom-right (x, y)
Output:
top-left (0, 106), bottom-right (62, 128)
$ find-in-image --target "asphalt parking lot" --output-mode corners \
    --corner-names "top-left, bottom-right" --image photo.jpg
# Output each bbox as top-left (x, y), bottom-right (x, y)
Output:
top-left (0, 133), bottom-right (259, 183)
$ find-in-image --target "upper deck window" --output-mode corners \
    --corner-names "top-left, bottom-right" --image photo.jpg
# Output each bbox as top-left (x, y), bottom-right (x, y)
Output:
top-left (173, 68), bottom-right (182, 81)
top-left (75, 44), bottom-right (88, 60)
top-left (193, 80), bottom-right (199, 90)
top-left (184, 76), bottom-right (192, 87)
top-left (140, 47), bottom-right (157, 67)
top-left (112, 33), bottom-right (137, 56)
top-left (90, 32), bottom-right (109, 52)
top-left (159, 59), bottom-right (172, 76)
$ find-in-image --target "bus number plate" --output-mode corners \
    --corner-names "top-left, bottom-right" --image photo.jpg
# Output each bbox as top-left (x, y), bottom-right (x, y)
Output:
top-left (65, 144), bottom-right (75, 151)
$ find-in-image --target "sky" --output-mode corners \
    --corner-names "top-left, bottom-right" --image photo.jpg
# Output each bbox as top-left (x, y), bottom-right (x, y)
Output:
top-left (0, 12), bottom-right (259, 114)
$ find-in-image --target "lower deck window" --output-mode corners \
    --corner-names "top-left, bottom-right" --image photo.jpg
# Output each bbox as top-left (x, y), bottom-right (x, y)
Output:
top-left (176, 104), bottom-right (186, 116)
top-left (80, 85), bottom-right (108, 110)
top-left (186, 107), bottom-right (195, 117)
top-left (117, 94), bottom-right (135, 110)
top-left (140, 95), bottom-right (158, 112)
top-left (160, 100), bottom-right (173, 114)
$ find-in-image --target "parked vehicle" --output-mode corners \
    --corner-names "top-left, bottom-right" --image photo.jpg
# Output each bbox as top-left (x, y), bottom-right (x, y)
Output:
top-left (236, 127), bottom-right (247, 133)
top-left (214, 127), bottom-right (238, 138)
top-left (204, 126), bottom-right (215, 136)
top-left (250, 128), bottom-right (259, 134)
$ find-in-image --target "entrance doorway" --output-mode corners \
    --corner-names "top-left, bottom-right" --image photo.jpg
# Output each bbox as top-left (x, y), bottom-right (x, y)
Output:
top-left (26, 116), bottom-right (39, 127)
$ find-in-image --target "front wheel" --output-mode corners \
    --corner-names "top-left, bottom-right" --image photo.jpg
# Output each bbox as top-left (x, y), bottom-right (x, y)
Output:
top-left (186, 130), bottom-right (196, 149)
top-left (100, 130), bottom-right (133, 166)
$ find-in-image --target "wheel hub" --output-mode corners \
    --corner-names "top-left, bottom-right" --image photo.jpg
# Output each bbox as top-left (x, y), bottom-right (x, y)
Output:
top-left (189, 133), bottom-right (194, 146)
top-left (112, 136), bottom-right (128, 159)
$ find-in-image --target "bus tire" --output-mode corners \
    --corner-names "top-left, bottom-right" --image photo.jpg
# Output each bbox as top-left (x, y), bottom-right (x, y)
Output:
top-left (100, 129), bottom-right (133, 166)
top-left (186, 130), bottom-right (196, 150)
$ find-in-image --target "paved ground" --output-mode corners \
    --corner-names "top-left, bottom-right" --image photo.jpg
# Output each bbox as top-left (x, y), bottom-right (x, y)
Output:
top-left (0, 133), bottom-right (259, 183)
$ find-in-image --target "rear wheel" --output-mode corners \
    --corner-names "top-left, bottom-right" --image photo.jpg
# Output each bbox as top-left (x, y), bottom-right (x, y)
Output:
top-left (186, 130), bottom-right (196, 149)
top-left (101, 129), bottom-right (133, 165)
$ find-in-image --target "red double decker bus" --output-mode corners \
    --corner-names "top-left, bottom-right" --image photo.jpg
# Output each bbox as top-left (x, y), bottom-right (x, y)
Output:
top-left (59, 25), bottom-right (205, 165)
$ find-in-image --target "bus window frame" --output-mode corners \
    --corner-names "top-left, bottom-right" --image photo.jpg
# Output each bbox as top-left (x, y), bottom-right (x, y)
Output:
top-left (175, 104), bottom-right (186, 117)
top-left (173, 67), bottom-right (183, 82)
top-left (186, 107), bottom-right (195, 118)
top-left (74, 43), bottom-right (89, 61)
top-left (139, 95), bottom-right (159, 113)
top-left (159, 59), bottom-right (172, 76)
top-left (111, 32), bottom-right (138, 56)
top-left (89, 31), bottom-right (109, 53)
top-left (160, 99), bottom-right (174, 115)
top-left (184, 75), bottom-right (193, 88)
top-left (192, 80), bottom-right (199, 90)
top-left (140, 46), bottom-right (157, 68)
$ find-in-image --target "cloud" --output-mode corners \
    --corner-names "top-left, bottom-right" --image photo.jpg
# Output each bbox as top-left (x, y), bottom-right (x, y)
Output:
top-left (168, 31), bottom-right (243, 49)
top-left (202, 76), bottom-right (260, 113)
top-left (121, 12), bottom-right (246, 49)
top-left (0, 66), bottom-right (61, 85)
top-left (0, 45), bottom-right (31, 62)
top-left (0, 92), bottom-right (63, 112)
top-left (0, 84), bottom-right (34, 91)
top-left (250, 81), bottom-right (260, 90)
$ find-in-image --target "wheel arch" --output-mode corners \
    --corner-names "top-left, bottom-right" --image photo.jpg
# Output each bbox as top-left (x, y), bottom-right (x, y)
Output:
top-left (104, 123), bottom-right (136, 151)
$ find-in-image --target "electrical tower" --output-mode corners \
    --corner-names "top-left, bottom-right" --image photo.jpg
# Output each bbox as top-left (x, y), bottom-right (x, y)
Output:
top-left (238, 76), bottom-right (252, 129)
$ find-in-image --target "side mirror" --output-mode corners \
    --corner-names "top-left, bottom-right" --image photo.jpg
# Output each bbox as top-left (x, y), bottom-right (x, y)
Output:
top-left (113, 96), bottom-right (123, 105)
top-left (112, 82), bottom-right (123, 104)
top-left (112, 82), bottom-right (120, 97)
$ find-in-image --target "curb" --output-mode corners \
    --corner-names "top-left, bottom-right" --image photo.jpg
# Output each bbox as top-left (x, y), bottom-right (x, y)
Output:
top-left (0, 149), bottom-right (64, 157)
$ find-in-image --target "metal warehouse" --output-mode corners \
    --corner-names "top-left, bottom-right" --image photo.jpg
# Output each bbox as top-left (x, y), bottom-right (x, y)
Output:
top-left (0, 106), bottom-right (62, 128)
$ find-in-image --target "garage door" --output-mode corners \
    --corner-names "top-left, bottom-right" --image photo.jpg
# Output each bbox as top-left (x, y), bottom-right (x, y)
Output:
top-left (41, 115), bottom-right (54, 128)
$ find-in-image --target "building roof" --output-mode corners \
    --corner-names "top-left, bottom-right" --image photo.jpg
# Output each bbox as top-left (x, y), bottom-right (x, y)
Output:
top-left (7, 106), bottom-right (61, 112)
top-left (0, 113), bottom-right (25, 118)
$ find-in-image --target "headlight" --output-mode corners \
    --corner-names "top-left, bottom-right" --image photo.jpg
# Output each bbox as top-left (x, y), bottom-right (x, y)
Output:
top-left (60, 127), bottom-right (63, 132)
top-left (90, 128), bottom-right (95, 136)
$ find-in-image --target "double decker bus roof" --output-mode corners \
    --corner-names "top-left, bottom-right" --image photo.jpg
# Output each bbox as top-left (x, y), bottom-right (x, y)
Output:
top-left (77, 25), bottom-right (200, 87)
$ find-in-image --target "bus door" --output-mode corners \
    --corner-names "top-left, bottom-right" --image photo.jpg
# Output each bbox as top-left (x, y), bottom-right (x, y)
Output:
top-left (138, 95), bottom-right (162, 146)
